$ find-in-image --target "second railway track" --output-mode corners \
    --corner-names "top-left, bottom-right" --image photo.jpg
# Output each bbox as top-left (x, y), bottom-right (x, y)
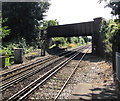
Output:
top-left (6, 45), bottom-right (91, 101)
top-left (0, 47), bottom-right (80, 92)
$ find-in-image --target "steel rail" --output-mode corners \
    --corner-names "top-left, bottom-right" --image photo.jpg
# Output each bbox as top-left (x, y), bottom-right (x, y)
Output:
top-left (18, 46), bottom-right (90, 101)
top-left (0, 46), bottom-right (81, 77)
top-left (7, 46), bottom-right (87, 101)
top-left (0, 51), bottom-right (75, 92)
top-left (0, 56), bottom-right (57, 82)
top-left (0, 50), bottom-right (68, 77)
top-left (0, 48), bottom-right (75, 82)
top-left (0, 55), bottom-right (51, 77)
top-left (0, 46), bottom-right (83, 92)
top-left (54, 46), bottom-right (91, 101)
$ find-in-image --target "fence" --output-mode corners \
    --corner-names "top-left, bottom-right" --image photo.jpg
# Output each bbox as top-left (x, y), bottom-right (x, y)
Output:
top-left (116, 52), bottom-right (120, 82)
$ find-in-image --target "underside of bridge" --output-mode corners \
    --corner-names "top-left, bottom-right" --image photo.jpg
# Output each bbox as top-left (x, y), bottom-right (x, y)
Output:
top-left (46, 17), bottom-right (105, 57)
top-left (47, 21), bottom-right (93, 37)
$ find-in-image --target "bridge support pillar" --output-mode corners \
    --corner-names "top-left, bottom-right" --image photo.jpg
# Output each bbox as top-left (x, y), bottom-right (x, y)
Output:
top-left (93, 17), bottom-right (105, 57)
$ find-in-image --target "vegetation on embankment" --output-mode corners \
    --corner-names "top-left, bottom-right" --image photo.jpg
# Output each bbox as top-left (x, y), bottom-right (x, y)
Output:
top-left (1, 18), bottom-right (91, 56)
top-left (99, 1), bottom-right (120, 60)
top-left (1, 2), bottom-right (50, 56)
top-left (50, 37), bottom-right (91, 49)
top-left (100, 19), bottom-right (120, 60)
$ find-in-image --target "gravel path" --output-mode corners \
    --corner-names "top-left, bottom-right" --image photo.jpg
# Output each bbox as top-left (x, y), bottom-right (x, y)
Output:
top-left (59, 54), bottom-right (120, 100)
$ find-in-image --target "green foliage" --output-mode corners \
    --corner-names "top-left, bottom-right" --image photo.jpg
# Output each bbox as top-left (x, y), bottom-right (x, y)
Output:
top-left (79, 37), bottom-right (86, 45)
top-left (52, 37), bottom-right (66, 47)
top-left (82, 36), bottom-right (89, 44)
top-left (18, 38), bottom-right (34, 54)
top-left (108, 1), bottom-right (120, 17)
top-left (1, 2), bottom-right (50, 56)
top-left (1, 43), bottom-right (18, 56)
top-left (1, 38), bottom-right (35, 56)
top-left (0, 18), bottom-right (10, 39)
top-left (51, 37), bottom-right (87, 48)
top-left (100, 19), bottom-right (120, 58)
top-left (37, 19), bottom-right (59, 30)
top-left (49, 44), bottom-right (56, 49)
top-left (36, 19), bottom-right (59, 49)
top-left (99, 0), bottom-right (120, 19)
top-left (43, 19), bottom-right (59, 29)
top-left (2, 2), bottom-right (50, 42)
top-left (1, 26), bottom-right (10, 38)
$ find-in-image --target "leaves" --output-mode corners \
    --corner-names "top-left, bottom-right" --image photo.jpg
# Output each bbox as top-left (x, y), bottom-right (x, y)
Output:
top-left (100, 18), bottom-right (120, 58)
top-left (0, 18), bottom-right (10, 39)
top-left (2, 2), bottom-right (50, 42)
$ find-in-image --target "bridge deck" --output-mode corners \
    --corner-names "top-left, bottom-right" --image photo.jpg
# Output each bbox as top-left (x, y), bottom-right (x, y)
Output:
top-left (47, 21), bottom-right (93, 37)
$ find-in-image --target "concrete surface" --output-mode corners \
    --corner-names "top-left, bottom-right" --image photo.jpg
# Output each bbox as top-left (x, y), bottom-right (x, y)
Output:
top-left (70, 83), bottom-right (119, 100)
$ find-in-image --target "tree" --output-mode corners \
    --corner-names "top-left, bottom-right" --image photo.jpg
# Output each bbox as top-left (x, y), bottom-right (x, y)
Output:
top-left (43, 19), bottom-right (59, 29)
top-left (2, 2), bottom-right (50, 43)
top-left (99, 0), bottom-right (120, 52)
top-left (82, 36), bottom-right (88, 44)
top-left (99, 0), bottom-right (120, 18)
top-left (0, 18), bottom-right (10, 39)
top-left (66, 37), bottom-right (71, 43)
top-left (108, 1), bottom-right (120, 19)
top-left (100, 19), bottom-right (120, 58)
top-left (37, 19), bottom-right (59, 48)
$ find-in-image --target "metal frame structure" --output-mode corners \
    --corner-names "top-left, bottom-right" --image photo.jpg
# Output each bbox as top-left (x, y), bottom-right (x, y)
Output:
top-left (46, 17), bottom-right (105, 57)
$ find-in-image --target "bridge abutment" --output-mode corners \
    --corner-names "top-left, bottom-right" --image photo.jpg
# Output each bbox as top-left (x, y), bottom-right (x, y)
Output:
top-left (93, 17), bottom-right (105, 58)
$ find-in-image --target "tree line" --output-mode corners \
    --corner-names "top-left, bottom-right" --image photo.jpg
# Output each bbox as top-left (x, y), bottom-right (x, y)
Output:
top-left (2, 2), bottom-right (50, 43)
top-left (1, 2), bottom-right (50, 55)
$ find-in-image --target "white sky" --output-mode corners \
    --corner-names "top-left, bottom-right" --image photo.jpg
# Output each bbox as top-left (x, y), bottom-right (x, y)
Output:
top-left (45, 0), bottom-right (113, 25)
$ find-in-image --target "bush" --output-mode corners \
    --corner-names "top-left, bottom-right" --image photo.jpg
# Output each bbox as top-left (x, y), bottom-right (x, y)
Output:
top-left (0, 18), bottom-right (10, 39)
top-left (1, 43), bottom-right (18, 56)
top-left (67, 44), bottom-right (76, 48)
top-left (100, 19), bottom-right (120, 59)
top-left (1, 38), bottom-right (35, 56)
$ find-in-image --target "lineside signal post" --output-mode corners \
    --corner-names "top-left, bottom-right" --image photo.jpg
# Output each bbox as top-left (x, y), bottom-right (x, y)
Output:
top-left (40, 30), bottom-right (46, 56)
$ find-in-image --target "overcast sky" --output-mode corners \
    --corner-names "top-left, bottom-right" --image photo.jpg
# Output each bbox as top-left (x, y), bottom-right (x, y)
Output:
top-left (45, 0), bottom-right (113, 25)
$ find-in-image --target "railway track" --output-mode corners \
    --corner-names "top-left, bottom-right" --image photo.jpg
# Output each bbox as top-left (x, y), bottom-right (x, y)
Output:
top-left (0, 46), bottom-right (85, 92)
top-left (7, 45), bottom-right (90, 101)
top-left (0, 51), bottom-right (65, 78)
top-left (0, 46), bottom-right (80, 78)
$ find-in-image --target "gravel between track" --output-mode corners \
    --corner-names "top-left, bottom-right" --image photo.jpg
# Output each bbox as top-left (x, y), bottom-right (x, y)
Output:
top-left (27, 52), bottom-right (120, 100)
top-left (59, 54), bottom-right (120, 100)
top-left (1, 55), bottom-right (67, 100)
